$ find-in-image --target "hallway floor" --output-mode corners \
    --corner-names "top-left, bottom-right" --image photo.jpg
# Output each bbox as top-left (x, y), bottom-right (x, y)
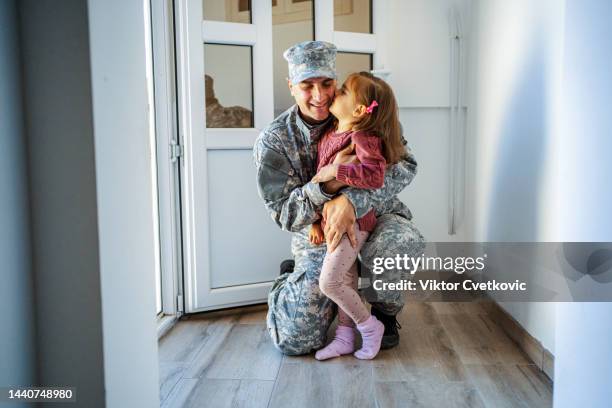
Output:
top-left (158, 300), bottom-right (552, 408)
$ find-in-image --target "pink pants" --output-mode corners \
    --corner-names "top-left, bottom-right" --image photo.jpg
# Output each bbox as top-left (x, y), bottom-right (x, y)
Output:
top-left (319, 223), bottom-right (370, 327)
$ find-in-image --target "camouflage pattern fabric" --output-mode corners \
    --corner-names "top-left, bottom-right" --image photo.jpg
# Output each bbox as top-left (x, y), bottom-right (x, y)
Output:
top-left (254, 105), bottom-right (425, 355)
top-left (284, 41), bottom-right (338, 84)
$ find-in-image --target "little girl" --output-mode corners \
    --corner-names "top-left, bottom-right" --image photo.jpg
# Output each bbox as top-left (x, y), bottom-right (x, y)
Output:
top-left (310, 72), bottom-right (406, 360)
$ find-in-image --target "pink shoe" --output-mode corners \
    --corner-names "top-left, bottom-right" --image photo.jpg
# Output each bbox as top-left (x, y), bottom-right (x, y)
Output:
top-left (315, 326), bottom-right (355, 361)
top-left (354, 315), bottom-right (385, 360)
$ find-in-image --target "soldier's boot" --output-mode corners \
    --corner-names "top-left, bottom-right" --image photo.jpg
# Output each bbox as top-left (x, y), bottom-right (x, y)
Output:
top-left (371, 307), bottom-right (402, 349)
top-left (279, 259), bottom-right (295, 276)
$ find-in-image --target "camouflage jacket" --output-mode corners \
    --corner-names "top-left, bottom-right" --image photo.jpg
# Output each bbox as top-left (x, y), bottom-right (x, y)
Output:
top-left (253, 105), bottom-right (416, 233)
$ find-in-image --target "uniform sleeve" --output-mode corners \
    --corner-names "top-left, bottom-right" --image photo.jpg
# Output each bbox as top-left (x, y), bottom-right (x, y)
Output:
top-left (336, 132), bottom-right (386, 189)
top-left (340, 130), bottom-right (417, 219)
top-left (253, 130), bottom-right (332, 232)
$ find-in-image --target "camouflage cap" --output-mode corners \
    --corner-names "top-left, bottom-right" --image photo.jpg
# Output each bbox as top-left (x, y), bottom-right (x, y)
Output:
top-left (283, 41), bottom-right (337, 84)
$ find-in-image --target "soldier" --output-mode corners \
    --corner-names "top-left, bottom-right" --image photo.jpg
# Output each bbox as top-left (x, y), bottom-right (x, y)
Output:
top-left (254, 40), bottom-right (425, 355)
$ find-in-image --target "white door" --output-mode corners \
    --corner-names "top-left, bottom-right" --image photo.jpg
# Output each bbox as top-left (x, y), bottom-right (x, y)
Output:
top-left (175, 0), bottom-right (383, 312)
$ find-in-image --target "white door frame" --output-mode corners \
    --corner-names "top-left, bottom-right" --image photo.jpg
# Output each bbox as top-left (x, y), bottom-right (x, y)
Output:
top-left (315, 0), bottom-right (387, 71)
top-left (150, 0), bottom-right (185, 329)
top-left (175, 0), bottom-right (276, 312)
top-left (175, 0), bottom-right (387, 313)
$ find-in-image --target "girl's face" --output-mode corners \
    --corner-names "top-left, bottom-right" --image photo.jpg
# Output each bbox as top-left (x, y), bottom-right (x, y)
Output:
top-left (330, 83), bottom-right (359, 122)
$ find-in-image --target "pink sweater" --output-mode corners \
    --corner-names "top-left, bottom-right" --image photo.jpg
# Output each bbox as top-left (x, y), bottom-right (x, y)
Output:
top-left (317, 129), bottom-right (386, 232)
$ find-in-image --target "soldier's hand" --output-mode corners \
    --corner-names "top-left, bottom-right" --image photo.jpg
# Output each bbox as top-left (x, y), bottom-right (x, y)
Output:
top-left (322, 179), bottom-right (346, 194)
top-left (322, 195), bottom-right (357, 252)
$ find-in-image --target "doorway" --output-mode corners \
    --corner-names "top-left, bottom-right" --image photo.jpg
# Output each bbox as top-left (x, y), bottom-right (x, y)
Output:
top-left (156, 0), bottom-right (383, 313)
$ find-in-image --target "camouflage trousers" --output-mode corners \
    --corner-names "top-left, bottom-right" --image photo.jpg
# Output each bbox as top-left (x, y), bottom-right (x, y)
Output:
top-left (266, 214), bottom-right (426, 355)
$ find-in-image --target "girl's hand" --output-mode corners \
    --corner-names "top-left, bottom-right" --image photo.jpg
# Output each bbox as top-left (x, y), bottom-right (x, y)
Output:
top-left (312, 164), bottom-right (338, 183)
top-left (309, 224), bottom-right (325, 245)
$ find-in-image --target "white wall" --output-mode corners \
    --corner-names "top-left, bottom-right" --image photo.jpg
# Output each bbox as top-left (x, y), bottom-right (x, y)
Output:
top-left (387, 0), bottom-right (467, 108)
top-left (555, 304), bottom-right (612, 407)
top-left (554, 1), bottom-right (612, 406)
top-left (465, 0), bottom-right (563, 243)
top-left (399, 0), bottom-right (610, 368)
top-left (398, 108), bottom-right (467, 242)
top-left (6, 1), bottom-right (163, 405)
top-left (463, 0), bottom-right (566, 353)
top-left (87, 0), bottom-right (161, 406)
top-left (18, 0), bottom-right (107, 404)
top-left (384, 0), bottom-right (471, 242)
top-left (0, 1), bottom-right (37, 403)
top-left (555, 0), bottom-right (612, 239)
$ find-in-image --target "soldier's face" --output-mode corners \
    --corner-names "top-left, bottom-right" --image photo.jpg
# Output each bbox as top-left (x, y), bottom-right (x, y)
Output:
top-left (289, 77), bottom-right (336, 123)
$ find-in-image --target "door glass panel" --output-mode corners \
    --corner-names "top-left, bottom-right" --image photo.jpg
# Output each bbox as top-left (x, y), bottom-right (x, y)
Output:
top-left (203, 0), bottom-right (252, 24)
top-left (272, 0), bottom-right (314, 117)
top-left (336, 52), bottom-right (372, 85)
top-left (334, 0), bottom-right (372, 34)
top-left (204, 43), bottom-right (254, 128)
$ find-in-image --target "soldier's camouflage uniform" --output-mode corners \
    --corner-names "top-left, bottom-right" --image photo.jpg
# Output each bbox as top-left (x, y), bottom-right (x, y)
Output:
top-left (254, 105), bottom-right (425, 355)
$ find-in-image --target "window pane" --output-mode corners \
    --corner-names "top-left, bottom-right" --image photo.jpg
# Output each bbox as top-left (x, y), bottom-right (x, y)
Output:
top-left (334, 0), bottom-right (372, 34)
top-left (336, 52), bottom-right (372, 85)
top-left (204, 44), bottom-right (254, 128)
top-left (203, 0), bottom-right (252, 24)
top-left (272, 0), bottom-right (314, 117)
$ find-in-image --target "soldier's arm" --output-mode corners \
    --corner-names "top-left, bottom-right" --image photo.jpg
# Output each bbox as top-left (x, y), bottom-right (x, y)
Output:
top-left (254, 130), bottom-right (331, 232)
top-left (340, 135), bottom-right (417, 219)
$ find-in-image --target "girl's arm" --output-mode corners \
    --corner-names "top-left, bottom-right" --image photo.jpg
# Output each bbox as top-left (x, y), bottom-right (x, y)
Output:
top-left (340, 132), bottom-right (417, 219)
top-left (334, 132), bottom-right (386, 189)
top-left (321, 144), bottom-right (361, 193)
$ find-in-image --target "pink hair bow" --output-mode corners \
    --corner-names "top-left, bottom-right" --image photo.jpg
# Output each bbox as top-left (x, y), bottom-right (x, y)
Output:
top-left (366, 100), bottom-right (378, 114)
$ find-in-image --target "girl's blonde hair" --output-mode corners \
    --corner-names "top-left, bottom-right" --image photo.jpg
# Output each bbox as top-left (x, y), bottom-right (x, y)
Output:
top-left (339, 72), bottom-right (406, 165)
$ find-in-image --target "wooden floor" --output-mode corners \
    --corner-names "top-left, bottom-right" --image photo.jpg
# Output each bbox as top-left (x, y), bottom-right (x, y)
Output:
top-left (158, 301), bottom-right (553, 408)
